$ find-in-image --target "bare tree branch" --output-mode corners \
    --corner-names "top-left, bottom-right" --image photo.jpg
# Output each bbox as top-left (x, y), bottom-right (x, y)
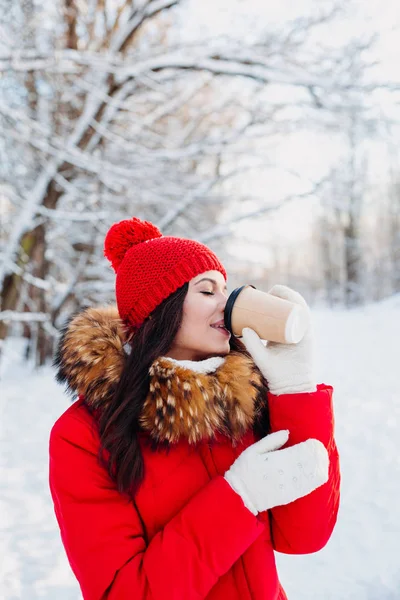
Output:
top-left (198, 179), bottom-right (327, 243)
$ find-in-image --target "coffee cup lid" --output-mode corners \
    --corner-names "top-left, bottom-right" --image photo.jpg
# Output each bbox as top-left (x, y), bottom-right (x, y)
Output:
top-left (224, 285), bottom-right (255, 335)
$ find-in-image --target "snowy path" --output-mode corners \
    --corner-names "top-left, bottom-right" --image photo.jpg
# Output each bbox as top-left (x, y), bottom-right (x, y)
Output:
top-left (1, 300), bottom-right (400, 599)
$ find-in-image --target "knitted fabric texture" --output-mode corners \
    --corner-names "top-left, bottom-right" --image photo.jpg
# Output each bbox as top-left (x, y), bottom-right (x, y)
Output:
top-left (104, 218), bottom-right (226, 330)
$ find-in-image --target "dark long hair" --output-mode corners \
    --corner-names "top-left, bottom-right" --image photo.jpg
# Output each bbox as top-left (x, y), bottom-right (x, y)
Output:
top-left (98, 282), bottom-right (270, 495)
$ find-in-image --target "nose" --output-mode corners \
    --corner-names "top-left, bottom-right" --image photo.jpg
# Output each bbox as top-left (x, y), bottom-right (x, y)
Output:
top-left (218, 294), bottom-right (227, 313)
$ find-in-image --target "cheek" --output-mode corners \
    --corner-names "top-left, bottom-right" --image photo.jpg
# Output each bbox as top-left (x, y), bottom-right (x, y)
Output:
top-left (178, 298), bottom-right (213, 339)
top-left (184, 305), bottom-right (210, 334)
top-left (186, 295), bottom-right (214, 322)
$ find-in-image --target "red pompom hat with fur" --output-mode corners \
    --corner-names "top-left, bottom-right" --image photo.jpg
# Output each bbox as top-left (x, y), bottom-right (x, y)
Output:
top-left (104, 217), bottom-right (227, 330)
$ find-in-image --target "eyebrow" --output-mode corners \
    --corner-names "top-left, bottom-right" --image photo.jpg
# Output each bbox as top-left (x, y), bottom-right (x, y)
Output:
top-left (194, 278), bottom-right (228, 291)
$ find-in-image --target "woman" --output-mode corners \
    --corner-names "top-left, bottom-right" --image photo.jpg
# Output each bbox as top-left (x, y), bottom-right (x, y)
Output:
top-left (49, 217), bottom-right (340, 600)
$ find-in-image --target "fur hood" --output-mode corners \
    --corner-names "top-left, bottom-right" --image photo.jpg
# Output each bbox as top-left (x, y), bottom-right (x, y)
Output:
top-left (55, 306), bottom-right (267, 445)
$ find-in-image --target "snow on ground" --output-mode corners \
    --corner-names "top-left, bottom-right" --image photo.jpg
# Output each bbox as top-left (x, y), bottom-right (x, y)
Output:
top-left (1, 297), bottom-right (400, 599)
top-left (276, 296), bottom-right (400, 600)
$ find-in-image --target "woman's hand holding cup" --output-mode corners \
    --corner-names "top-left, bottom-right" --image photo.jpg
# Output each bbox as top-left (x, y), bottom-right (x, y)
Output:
top-left (241, 285), bottom-right (317, 396)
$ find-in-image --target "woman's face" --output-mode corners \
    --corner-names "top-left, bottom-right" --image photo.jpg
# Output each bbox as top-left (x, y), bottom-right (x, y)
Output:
top-left (166, 270), bottom-right (231, 361)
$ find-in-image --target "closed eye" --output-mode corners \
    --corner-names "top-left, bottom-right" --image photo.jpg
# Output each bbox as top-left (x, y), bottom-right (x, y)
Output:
top-left (201, 291), bottom-right (214, 296)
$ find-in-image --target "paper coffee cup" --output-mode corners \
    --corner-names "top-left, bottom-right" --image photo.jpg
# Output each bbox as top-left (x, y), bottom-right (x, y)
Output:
top-left (224, 285), bottom-right (309, 344)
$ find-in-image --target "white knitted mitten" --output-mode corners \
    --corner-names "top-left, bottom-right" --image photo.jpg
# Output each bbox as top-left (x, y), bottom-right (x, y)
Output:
top-left (224, 430), bottom-right (329, 515)
top-left (242, 285), bottom-right (317, 395)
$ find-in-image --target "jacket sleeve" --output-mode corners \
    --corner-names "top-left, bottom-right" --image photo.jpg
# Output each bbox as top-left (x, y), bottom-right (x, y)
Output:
top-left (49, 413), bottom-right (264, 600)
top-left (261, 384), bottom-right (340, 554)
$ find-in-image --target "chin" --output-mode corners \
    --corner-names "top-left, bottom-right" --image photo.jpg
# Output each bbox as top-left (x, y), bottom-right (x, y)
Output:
top-left (202, 345), bottom-right (231, 359)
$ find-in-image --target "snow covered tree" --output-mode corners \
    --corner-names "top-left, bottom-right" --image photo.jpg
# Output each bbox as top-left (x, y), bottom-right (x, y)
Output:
top-left (0, 0), bottom-right (387, 363)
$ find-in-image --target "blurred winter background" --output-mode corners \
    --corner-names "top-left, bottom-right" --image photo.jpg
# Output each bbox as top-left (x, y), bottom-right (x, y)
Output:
top-left (1, 0), bottom-right (399, 598)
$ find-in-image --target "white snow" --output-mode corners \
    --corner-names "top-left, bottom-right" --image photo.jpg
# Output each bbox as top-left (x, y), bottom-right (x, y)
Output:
top-left (1, 298), bottom-right (400, 599)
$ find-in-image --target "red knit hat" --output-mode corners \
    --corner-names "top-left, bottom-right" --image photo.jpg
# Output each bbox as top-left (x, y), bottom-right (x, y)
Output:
top-left (104, 217), bottom-right (227, 330)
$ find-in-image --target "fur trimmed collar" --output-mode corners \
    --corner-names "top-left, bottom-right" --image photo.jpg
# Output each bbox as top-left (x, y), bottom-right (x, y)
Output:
top-left (141, 353), bottom-right (264, 444)
top-left (55, 306), bottom-right (266, 445)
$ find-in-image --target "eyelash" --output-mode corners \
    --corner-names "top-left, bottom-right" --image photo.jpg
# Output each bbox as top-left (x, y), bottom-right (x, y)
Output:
top-left (201, 291), bottom-right (214, 296)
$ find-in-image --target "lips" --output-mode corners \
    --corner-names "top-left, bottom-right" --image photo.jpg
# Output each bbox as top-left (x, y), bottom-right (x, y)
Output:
top-left (210, 319), bottom-right (225, 328)
top-left (210, 320), bottom-right (230, 337)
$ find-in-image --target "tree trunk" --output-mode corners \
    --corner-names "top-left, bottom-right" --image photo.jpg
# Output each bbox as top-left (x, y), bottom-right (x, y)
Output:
top-left (344, 212), bottom-right (361, 306)
top-left (0, 175), bottom-right (62, 362)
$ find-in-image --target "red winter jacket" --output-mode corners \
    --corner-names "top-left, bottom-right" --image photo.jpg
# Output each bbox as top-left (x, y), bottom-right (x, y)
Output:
top-left (49, 384), bottom-right (340, 600)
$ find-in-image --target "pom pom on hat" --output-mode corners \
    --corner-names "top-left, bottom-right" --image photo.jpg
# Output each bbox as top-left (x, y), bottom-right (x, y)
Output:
top-left (104, 217), bottom-right (162, 272)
